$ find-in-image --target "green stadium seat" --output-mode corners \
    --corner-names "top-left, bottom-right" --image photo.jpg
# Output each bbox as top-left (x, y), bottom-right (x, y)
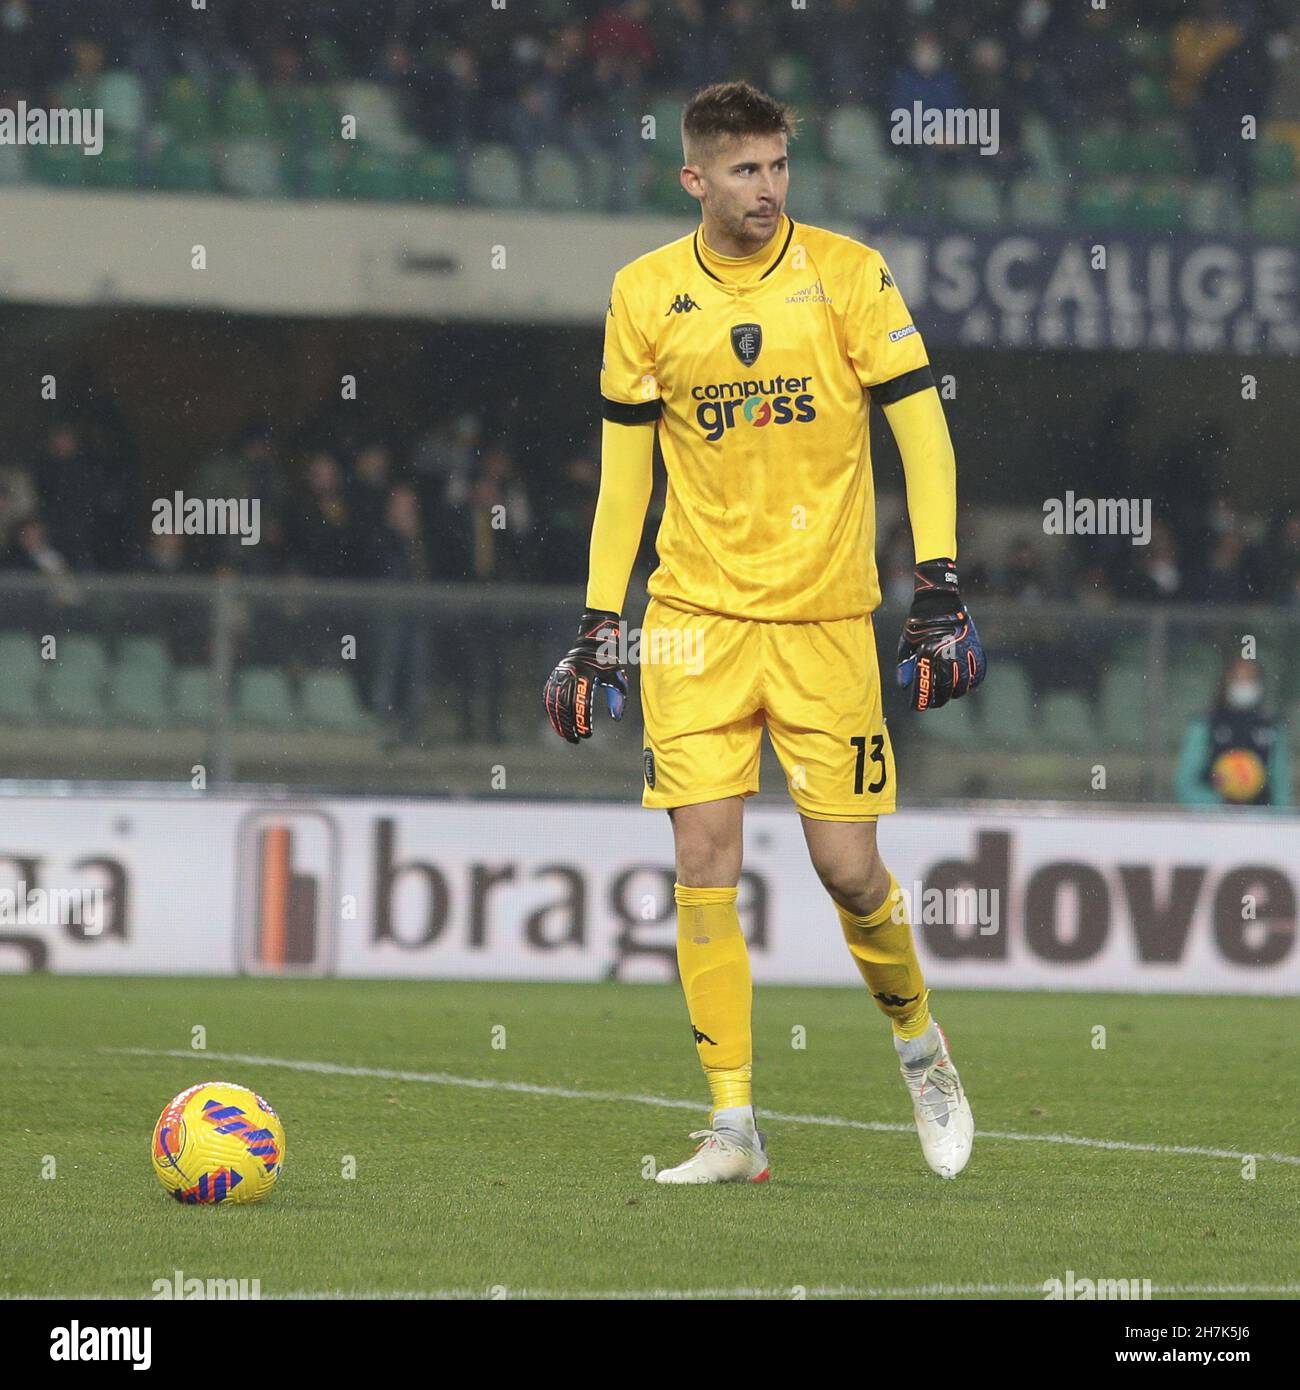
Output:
top-left (1077, 180), bottom-right (1132, 228)
top-left (920, 688), bottom-right (983, 745)
top-left (1100, 668), bottom-right (1148, 749)
top-left (1009, 176), bottom-right (1066, 227)
top-left (306, 35), bottom-right (347, 80)
top-left (300, 144), bottom-right (344, 198)
top-left (1078, 126), bottom-right (1127, 178)
top-left (0, 633), bottom-right (42, 723)
top-left (1130, 74), bottom-right (1173, 118)
top-left (791, 159), bottom-right (831, 221)
top-left (99, 71), bottom-right (147, 137)
top-left (533, 148), bottom-right (583, 210)
top-left (1041, 691), bottom-right (1099, 750)
top-left (983, 661), bottom-right (1035, 746)
top-left (1187, 181), bottom-right (1233, 234)
top-left (945, 171), bottom-right (1002, 227)
top-left (220, 76), bottom-right (279, 140)
top-left (336, 81), bottom-right (418, 156)
top-left (407, 146), bottom-right (457, 203)
top-left (156, 143), bottom-right (216, 193)
top-left (0, 141), bottom-right (23, 185)
top-left (890, 171), bottom-right (946, 221)
top-left (466, 143), bottom-right (525, 207)
top-left (119, 637), bottom-right (172, 673)
top-left (173, 667), bottom-right (212, 725)
top-left (645, 155), bottom-right (689, 214)
top-left (1130, 130), bottom-right (1194, 177)
top-left (46, 636), bottom-right (109, 724)
top-left (769, 52), bottom-right (813, 105)
top-left (1251, 140), bottom-right (1296, 185)
top-left (824, 106), bottom-right (891, 176)
top-left (88, 143), bottom-right (140, 190)
top-left (1022, 114), bottom-right (1065, 179)
top-left (26, 141), bottom-right (90, 188)
top-left (1132, 182), bottom-right (1186, 232)
top-left (301, 672), bottom-right (373, 732)
top-left (219, 139), bottom-right (287, 198)
top-left (1249, 189), bottom-right (1300, 241)
top-left (237, 668), bottom-right (296, 728)
top-left (108, 663), bottom-right (169, 726)
top-left (272, 83), bottom-right (339, 145)
top-left (159, 77), bottom-right (213, 144)
top-left (831, 168), bottom-right (890, 219)
top-left (342, 147), bottom-right (408, 201)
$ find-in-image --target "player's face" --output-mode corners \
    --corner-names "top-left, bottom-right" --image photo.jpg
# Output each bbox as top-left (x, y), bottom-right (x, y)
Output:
top-left (687, 133), bottom-right (789, 250)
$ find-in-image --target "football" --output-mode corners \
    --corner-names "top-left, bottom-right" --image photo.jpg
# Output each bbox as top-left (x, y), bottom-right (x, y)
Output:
top-left (151, 1081), bottom-right (286, 1204)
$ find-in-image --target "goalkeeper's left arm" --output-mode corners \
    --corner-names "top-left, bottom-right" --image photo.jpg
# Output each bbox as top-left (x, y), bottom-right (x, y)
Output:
top-left (883, 388), bottom-right (986, 711)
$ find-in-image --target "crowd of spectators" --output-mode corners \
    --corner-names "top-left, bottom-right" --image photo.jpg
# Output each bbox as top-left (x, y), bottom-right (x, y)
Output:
top-left (3, 404), bottom-right (1298, 613)
top-left (1, 0), bottom-right (1294, 209)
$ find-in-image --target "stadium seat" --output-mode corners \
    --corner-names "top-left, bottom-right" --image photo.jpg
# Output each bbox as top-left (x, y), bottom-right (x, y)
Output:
top-left (0, 141), bottom-right (23, 185)
top-left (26, 141), bottom-right (90, 188)
top-left (219, 139), bottom-right (288, 198)
top-left (890, 171), bottom-right (946, 221)
top-left (155, 143), bottom-right (216, 193)
top-left (335, 81), bottom-right (419, 156)
top-left (272, 83), bottom-right (339, 145)
top-left (46, 636), bottom-right (109, 724)
top-left (1041, 691), bottom-right (1099, 750)
top-left (220, 76), bottom-right (280, 140)
top-left (237, 668), bottom-right (296, 728)
top-left (920, 688), bottom-right (983, 745)
top-left (1100, 668), bottom-right (1148, 749)
top-left (945, 171), bottom-right (1002, 227)
top-left (1132, 182), bottom-right (1186, 232)
top-left (1076, 181), bottom-right (1131, 228)
top-left (533, 148), bottom-right (584, 210)
top-left (99, 71), bottom-right (147, 138)
top-left (1249, 189), bottom-right (1300, 241)
top-left (1021, 114), bottom-right (1065, 179)
top-left (172, 667), bottom-right (212, 725)
top-left (824, 106), bottom-right (891, 177)
top-left (1251, 140), bottom-right (1296, 185)
top-left (159, 77), bottom-right (214, 144)
top-left (108, 662), bottom-right (169, 726)
top-left (1078, 126), bottom-right (1127, 179)
top-left (831, 168), bottom-right (890, 219)
top-left (119, 636), bottom-right (171, 673)
top-left (1187, 181), bottom-right (1233, 234)
top-left (466, 143), bottom-right (525, 207)
top-left (301, 672), bottom-right (373, 731)
top-left (791, 159), bottom-right (831, 221)
top-left (408, 146), bottom-right (458, 203)
top-left (342, 147), bottom-right (408, 201)
top-left (0, 633), bottom-right (43, 723)
top-left (1008, 176), bottom-right (1066, 227)
top-left (300, 144), bottom-right (344, 198)
top-left (88, 143), bottom-right (140, 190)
top-left (982, 661), bottom-right (1035, 746)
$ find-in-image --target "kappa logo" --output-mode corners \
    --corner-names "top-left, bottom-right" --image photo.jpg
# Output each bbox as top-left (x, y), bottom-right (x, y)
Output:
top-left (692, 1025), bottom-right (718, 1046)
top-left (879, 267), bottom-right (895, 290)
top-left (872, 990), bottom-right (920, 1008)
top-left (665, 292), bottom-right (701, 315)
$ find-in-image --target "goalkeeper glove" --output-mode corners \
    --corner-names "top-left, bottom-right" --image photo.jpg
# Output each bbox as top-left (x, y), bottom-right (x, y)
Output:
top-left (544, 609), bottom-right (628, 744)
top-left (896, 558), bottom-right (986, 711)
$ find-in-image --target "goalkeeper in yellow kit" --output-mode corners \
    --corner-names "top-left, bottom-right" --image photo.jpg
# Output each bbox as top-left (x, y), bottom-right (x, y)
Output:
top-left (544, 82), bottom-right (985, 1182)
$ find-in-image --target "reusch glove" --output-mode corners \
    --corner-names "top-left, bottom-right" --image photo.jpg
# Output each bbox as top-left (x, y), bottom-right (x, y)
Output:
top-left (544, 609), bottom-right (628, 743)
top-left (896, 558), bottom-right (986, 711)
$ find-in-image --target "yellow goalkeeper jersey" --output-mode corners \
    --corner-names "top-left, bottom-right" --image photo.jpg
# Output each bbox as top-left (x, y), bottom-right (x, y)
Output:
top-left (600, 214), bottom-right (933, 622)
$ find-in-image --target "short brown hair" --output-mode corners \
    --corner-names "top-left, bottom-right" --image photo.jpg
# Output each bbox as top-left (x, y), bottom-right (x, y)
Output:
top-left (681, 81), bottom-right (798, 159)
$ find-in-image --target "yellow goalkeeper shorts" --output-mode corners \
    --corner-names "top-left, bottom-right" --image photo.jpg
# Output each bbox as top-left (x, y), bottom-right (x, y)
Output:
top-left (638, 596), bottom-right (896, 819)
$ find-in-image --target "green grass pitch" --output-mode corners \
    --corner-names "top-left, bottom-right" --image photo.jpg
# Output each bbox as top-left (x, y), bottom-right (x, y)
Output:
top-left (1, 976), bottom-right (1296, 1300)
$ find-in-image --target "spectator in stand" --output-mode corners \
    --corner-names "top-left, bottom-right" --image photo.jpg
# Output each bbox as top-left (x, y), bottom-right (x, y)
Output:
top-left (1127, 520), bottom-right (1183, 601)
top-left (2, 516), bottom-right (80, 611)
top-left (998, 537), bottom-right (1048, 601)
top-left (1170, 0), bottom-right (1253, 196)
top-left (1175, 655), bottom-right (1292, 808)
top-left (371, 483), bottom-right (433, 748)
top-left (961, 35), bottom-right (1027, 186)
top-left (141, 530), bottom-right (188, 576)
top-left (285, 451), bottom-right (355, 578)
top-left (33, 420), bottom-right (104, 571)
top-left (191, 421), bottom-right (285, 574)
top-left (348, 442), bottom-right (395, 577)
top-left (804, 0), bottom-right (893, 109)
top-left (1193, 529), bottom-right (1255, 603)
top-left (887, 31), bottom-right (965, 173)
top-left (540, 444), bottom-right (600, 584)
top-left (587, 0), bottom-right (656, 67)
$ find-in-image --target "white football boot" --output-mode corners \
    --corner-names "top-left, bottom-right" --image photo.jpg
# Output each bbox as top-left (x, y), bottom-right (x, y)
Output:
top-left (898, 1022), bottom-right (973, 1179)
top-left (655, 1126), bottom-right (771, 1184)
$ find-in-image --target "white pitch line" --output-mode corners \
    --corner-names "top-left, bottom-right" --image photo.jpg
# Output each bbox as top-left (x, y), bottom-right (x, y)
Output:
top-left (110, 1047), bottom-right (1300, 1168)
top-left (13, 1283), bottom-right (1300, 1301)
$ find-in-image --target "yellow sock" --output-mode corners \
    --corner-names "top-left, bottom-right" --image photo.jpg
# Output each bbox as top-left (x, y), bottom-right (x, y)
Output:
top-left (837, 875), bottom-right (931, 1040)
top-left (674, 883), bottom-right (752, 1114)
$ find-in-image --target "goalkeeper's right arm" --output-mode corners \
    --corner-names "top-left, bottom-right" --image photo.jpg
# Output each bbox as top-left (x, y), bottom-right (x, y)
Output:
top-left (543, 419), bottom-right (654, 743)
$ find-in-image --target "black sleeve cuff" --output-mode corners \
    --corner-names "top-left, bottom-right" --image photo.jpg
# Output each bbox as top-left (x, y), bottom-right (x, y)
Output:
top-left (601, 395), bottom-right (662, 424)
top-left (870, 365), bottom-right (935, 405)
